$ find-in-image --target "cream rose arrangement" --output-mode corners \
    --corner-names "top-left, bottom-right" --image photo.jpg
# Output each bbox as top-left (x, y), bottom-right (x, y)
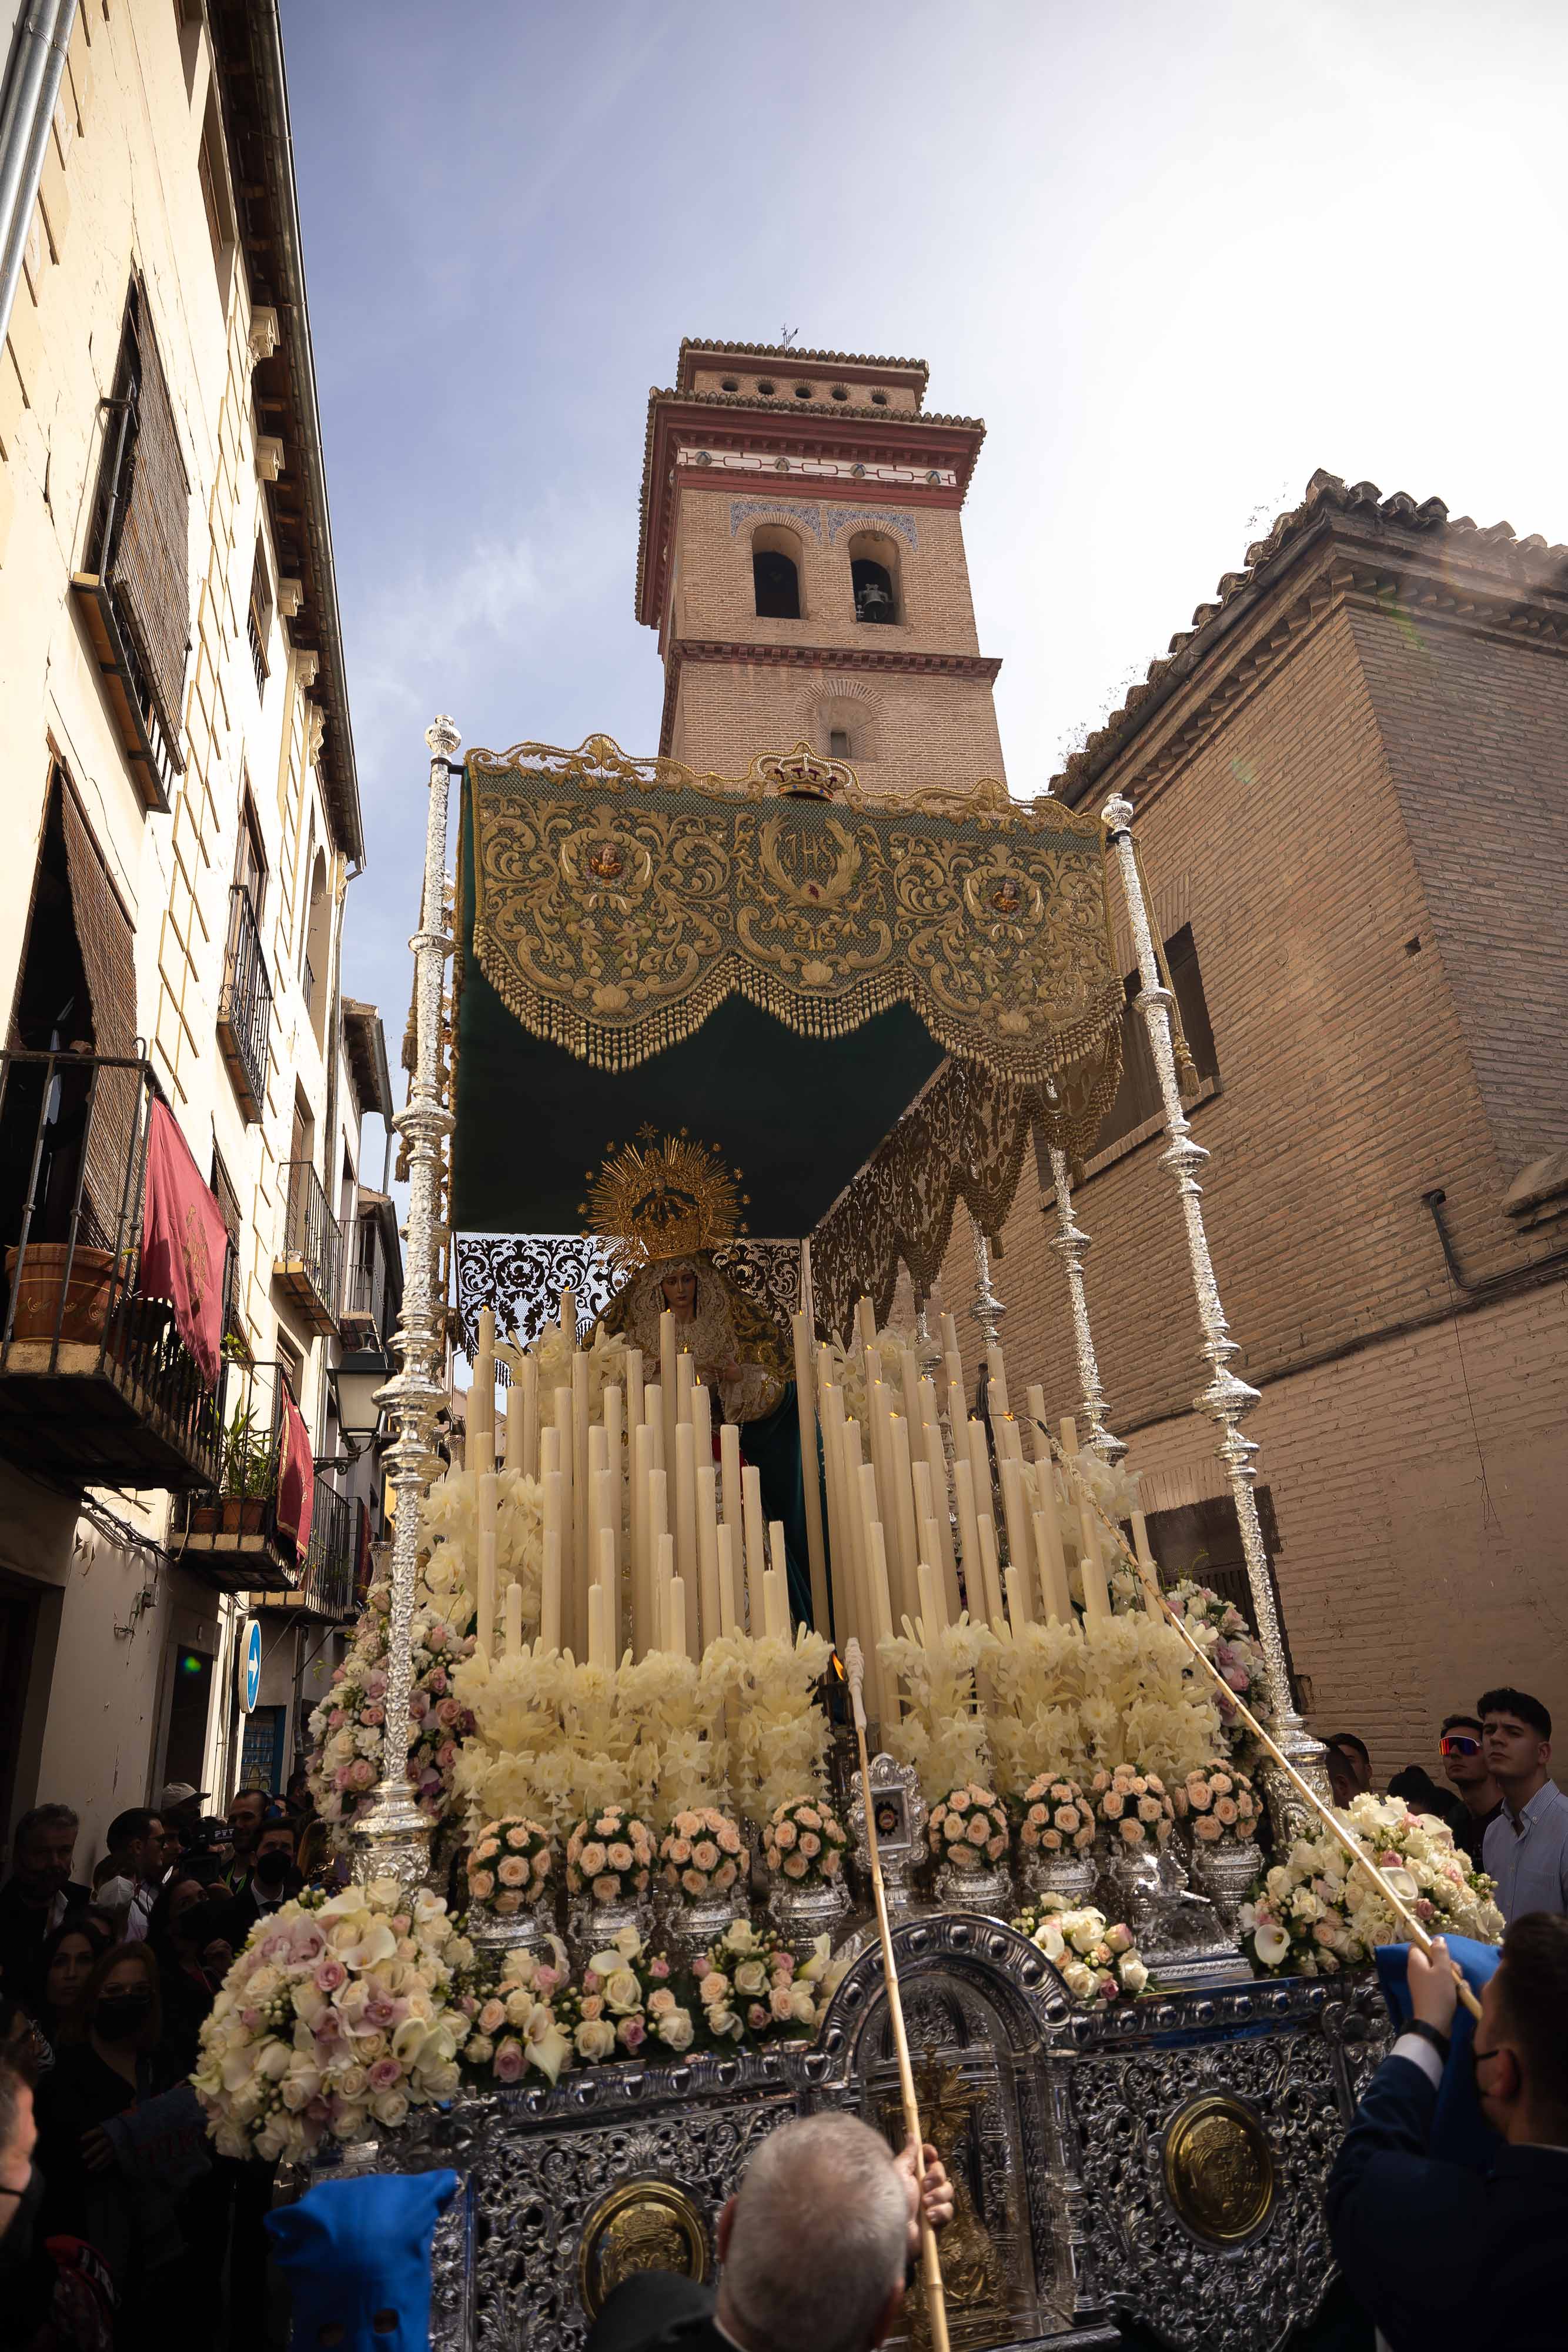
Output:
top-left (553, 1925), bottom-right (693, 2063)
top-left (1091, 1765), bottom-right (1177, 1849)
top-left (1241, 1792), bottom-right (1503, 1979)
top-left (763, 1797), bottom-right (848, 1886)
top-left (1182, 1762), bottom-right (1261, 1845)
top-left (566, 1806), bottom-right (655, 1905)
top-left (695, 1916), bottom-right (844, 2047)
top-left (658, 1807), bottom-right (744, 1900)
top-left (192, 1879), bottom-right (474, 2161)
top-left (462, 1940), bottom-right (571, 2086)
top-left (1014, 1896), bottom-right (1148, 2003)
top-left (1016, 1775), bottom-right (1095, 1857)
top-left (928, 1783), bottom-right (1010, 1871)
top-left (467, 1818), bottom-right (554, 1915)
top-left (307, 1583), bottom-right (477, 1829)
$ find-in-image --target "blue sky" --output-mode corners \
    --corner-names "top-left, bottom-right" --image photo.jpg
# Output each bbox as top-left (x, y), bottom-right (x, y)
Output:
top-left (280, 0), bottom-right (1568, 1032)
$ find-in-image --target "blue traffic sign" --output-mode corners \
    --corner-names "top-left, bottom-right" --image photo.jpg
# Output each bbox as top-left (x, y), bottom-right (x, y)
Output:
top-left (239, 1617), bottom-right (262, 1715)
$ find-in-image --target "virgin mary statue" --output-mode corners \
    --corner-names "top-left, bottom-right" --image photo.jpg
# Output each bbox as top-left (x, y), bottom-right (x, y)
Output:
top-left (581, 1130), bottom-right (812, 1625)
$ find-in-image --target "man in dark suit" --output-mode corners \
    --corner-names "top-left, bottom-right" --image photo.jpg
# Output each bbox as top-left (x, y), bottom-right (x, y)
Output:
top-left (0, 1805), bottom-right (89, 2011)
top-left (589, 2116), bottom-right (952, 2352)
top-left (222, 1806), bottom-right (302, 1945)
top-left (1326, 1915), bottom-right (1568, 2350)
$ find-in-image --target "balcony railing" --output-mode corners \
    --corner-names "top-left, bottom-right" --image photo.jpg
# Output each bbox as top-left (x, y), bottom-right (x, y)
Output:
top-left (275, 1161), bottom-right (342, 1337)
top-left (172, 1359), bottom-right (301, 1596)
top-left (298, 1481), bottom-right (355, 1618)
top-left (341, 1234), bottom-right (388, 1347)
top-left (216, 886), bottom-right (272, 1122)
top-left (0, 1049), bottom-right (224, 1489)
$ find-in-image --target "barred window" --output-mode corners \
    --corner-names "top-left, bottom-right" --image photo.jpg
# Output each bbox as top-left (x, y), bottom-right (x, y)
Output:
top-left (1090, 926), bottom-right (1219, 1158)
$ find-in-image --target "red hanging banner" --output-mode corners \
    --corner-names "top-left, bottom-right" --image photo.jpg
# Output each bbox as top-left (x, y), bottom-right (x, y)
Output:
top-left (139, 1100), bottom-right (228, 1388)
top-left (276, 1385), bottom-right (315, 1558)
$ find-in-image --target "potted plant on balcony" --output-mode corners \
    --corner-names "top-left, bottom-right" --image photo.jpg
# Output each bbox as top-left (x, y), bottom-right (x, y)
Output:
top-left (189, 1406), bottom-right (277, 1536)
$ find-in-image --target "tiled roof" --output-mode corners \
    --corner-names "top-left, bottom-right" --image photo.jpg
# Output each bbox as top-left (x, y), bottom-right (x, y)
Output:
top-left (679, 336), bottom-right (929, 385)
top-left (1051, 470), bottom-right (1568, 800)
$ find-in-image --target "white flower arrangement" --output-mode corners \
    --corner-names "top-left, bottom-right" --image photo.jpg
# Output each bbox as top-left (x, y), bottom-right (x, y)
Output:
top-left (882, 1618), bottom-right (997, 1800)
top-left (552, 1925), bottom-right (693, 2063)
top-left (1182, 1762), bottom-right (1261, 1845)
top-left (1091, 1764), bottom-right (1178, 1849)
top-left (307, 1581), bottom-right (477, 1828)
top-left (523, 1322), bottom-right (634, 1416)
top-left (463, 1940), bottom-right (572, 2084)
top-left (763, 1797), bottom-right (848, 1886)
top-left (192, 1879), bottom-right (475, 2162)
top-left (1014, 1896), bottom-right (1148, 2002)
top-left (467, 1818), bottom-right (554, 1915)
top-left (928, 1783), bottom-right (1010, 1871)
top-left (418, 1464), bottom-right (547, 1629)
top-left (709, 1626), bottom-right (836, 1820)
top-left (1017, 1775), bottom-right (1095, 1857)
top-left (695, 1918), bottom-right (843, 2046)
top-left (972, 1615), bottom-right (1223, 1800)
top-left (659, 1806), bottom-right (745, 1899)
top-left (1164, 1582), bottom-right (1272, 1749)
top-left (1240, 1792), bottom-right (1503, 1979)
top-left (823, 1319), bottom-right (924, 1429)
top-left (566, 1805), bottom-right (656, 1905)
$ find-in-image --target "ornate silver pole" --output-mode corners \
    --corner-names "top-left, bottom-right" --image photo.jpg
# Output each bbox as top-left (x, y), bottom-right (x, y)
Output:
top-left (1039, 1129), bottom-right (1125, 1465)
top-left (350, 716), bottom-right (461, 1891)
top-left (1100, 793), bottom-right (1329, 1825)
top-left (968, 1208), bottom-right (1005, 1354)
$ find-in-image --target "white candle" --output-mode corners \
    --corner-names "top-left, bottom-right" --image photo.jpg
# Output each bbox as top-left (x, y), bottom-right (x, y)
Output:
top-left (716, 1521), bottom-right (739, 1636)
top-left (503, 1369), bottom-right (524, 1471)
top-left (840, 1415), bottom-right (873, 1655)
top-left (900, 1347), bottom-right (922, 1434)
top-left (1004, 1563), bottom-right (1030, 1637)
top-left (1060, 1415), bottom-right (1079, 1461)
top-left (552, 1387), bottom-right (573, 1645)
top-left (697, 1462), bottom-right (720, 1652)
top-left (720, 1420), bottom-right (742, 1532)
top-left (654, 1529), bottom-right (674, 1651)
top-left (866, 1519), bottom-right (897, 1725)
top-left (674, 1419), bottom-right (697, 1614)
top-left (792, 1311), bottom-right (830, 1638)
top-left (587, 1581), bottom-right (607, 1671)
top-left (626, 1347), bottom-right (644, 1436)
top-left (856, 1296), bottom-right (877, 1352)
top-left (998, 1456), bottom-right (1032, 1607)
top-left (677, 1349), bottom-right (696, 1426)
top-left (1078, 1497), bottom-right (1111, 1628)
top-left (889, 1412), bottom-right (920, 1635)
top-left (571, 1351), bottom-right (590, 1630)
top-left (644, 1382), bottom-right (665, 1469)
top-left (941, 1310), bottom-right (959, 1361)
top-left (986, 1342), bottom-right (1009, 1418)
top-left (541, 1527), bottom-right (561, 1652)
top-left (977, 1512), bottom-right (1006, 1632)
top-left (659, 1309), bottom-right (677, 1469)
top-left (667, 1571), bottom-right (688, 1658)
top-left (1026, 1384), bottom-right (1047, 1445)
top-left (1132, 1508), bottom-right (1164, 1624)
top-left (479, 1467), bottom-right (499, 1532)
top-left (599, 1526), bottom-right (618, 1655)
top-left (922, 1412), bottom-right (961, 1622)
top-left (741, 1464), bottom-right (767, 1636)
top-left (648, 1463), bottom-right (669, 1649)
top-left (630, 1419), bottom-right (651, 1659)
top-left (504, 1579), bottom-right (523, 1655)
top-left (1034, 1508), bottom-right (1071, 1625)
top-left (917, 1556), bottom-right (947, 1641)
top-left (691, 1381), bottom-right (711, 1474)
top-left (476, 1529), bottom-right (497, 1658)
top-left (953, 1456), bottom-right (983, 1622)
top-left (560, 1287), bottom-right (574, 1339)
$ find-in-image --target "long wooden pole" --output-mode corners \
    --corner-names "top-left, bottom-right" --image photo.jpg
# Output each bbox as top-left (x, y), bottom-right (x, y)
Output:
top-left (844, 1638), bottom-right (950, 2352)
top-left (1038, 1427), bottom-right (1485, 2022)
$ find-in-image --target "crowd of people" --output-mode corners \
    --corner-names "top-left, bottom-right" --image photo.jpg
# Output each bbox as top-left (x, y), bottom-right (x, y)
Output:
top-left (0, 1776), bottom-right (325, 2352)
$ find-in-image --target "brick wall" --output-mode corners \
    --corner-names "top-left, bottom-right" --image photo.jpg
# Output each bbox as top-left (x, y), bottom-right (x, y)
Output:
top-left (668, 659), bottom-right (1007, 793)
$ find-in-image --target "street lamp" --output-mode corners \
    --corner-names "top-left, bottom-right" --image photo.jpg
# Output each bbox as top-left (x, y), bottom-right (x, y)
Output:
top-left (329, 1352), bottom-right (390, 1452)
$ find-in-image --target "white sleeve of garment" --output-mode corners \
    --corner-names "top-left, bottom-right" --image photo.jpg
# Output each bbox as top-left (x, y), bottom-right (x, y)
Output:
top-left (1389, 2032), bottom-right (1445, 2089)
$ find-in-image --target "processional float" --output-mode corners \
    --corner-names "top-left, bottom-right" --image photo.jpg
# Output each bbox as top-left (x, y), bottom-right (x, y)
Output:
top-left (330, 721), bottom-right (1436, 2352)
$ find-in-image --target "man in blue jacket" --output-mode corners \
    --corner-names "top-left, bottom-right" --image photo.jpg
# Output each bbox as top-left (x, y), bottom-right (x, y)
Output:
top-left (1326, 1914), bottom-right (1568, 2350)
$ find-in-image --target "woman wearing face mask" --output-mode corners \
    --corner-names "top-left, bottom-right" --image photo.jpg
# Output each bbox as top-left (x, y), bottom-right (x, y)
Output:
top-left (35, 1943), bottom-right (186, 2346)
top-left (146, 1879), bottom-right (233, 2079)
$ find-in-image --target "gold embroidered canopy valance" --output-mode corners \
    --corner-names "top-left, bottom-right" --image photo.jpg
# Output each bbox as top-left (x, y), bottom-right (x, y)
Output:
top-left (467, 737), bottom-right (1123, 1086)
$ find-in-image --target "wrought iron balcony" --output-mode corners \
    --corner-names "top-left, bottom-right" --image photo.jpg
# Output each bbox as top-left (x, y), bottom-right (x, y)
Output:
top-left (297, 1482), bottom-right (355, 1618)
top-left (340, 1229), bottom-right (389, 1348)
top-left (275, 1161), bottom-right (342, 1337)
top-left (216, 886), bottom-right (272, 1123)
top-left (172, 1359), bottom-right (300, 1595)
top-left (0, 1050), bottom-right (224, 1488)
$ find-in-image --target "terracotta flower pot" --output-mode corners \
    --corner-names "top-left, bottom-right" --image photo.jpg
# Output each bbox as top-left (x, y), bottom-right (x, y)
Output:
top-left (4, 1244), bottom-right (114, 1342)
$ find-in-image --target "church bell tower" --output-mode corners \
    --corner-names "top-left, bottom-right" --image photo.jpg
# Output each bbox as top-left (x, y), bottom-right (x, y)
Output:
top-left (636, 340), bottom-right (1005, 794)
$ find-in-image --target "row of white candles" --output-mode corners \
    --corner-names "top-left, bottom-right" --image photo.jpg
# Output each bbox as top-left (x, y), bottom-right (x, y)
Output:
top-left (461, 1292), bottom-right (1162, 1718)
top-left (464, 1298), bottom-right (793, 1668)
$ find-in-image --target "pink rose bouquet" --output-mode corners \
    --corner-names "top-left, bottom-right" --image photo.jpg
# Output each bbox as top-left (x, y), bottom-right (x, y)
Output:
top-left (1182, 1762), bottom-right (1261, 1845)
top-left (566, 1806), bottom-right (655, 1905)
top-left (553, 1925), bottom-right (694, 2063)
top-left (1017, 1776), bottom-right (1095, 1857)
top-left (694, 1915), bottom-right (842, 2048)
top-left (306, 1580), bottom-right (477, 1829)
top-left (1013, 1895), bottom-right (1148, 2002)
top-left (1090, 1765), bottom-right (1177, 1849)
top-left (658, 1808), bottom-right (744, 1901)
top-left (467, 1818), bottom-right (554, 1915)
top-left (763, 1798), bottom-right (848, 1887)
top-left (928, 1783), bottom-right (1009, 1872)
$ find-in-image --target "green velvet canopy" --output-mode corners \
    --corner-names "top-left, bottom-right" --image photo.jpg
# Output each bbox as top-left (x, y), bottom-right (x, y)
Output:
top-left (450, 737), bottom-right (1124, 1271)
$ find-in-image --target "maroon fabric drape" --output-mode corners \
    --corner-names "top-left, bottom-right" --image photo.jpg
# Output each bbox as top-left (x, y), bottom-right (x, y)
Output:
top-left (355, 1497), bottom-right (373, 1601)
top-left (276, 1387), bottom-right (315, 1556)
top-left (138, 1101), bottom-right (226, 1386)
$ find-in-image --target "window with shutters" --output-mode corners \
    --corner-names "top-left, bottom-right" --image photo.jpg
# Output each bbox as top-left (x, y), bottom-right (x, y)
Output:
top-left (72, 283), bottom-right (191, 808)
top-left (197, 88), bottom-right (236, 311)
top-left (248, 537), bottom-right (273, 696)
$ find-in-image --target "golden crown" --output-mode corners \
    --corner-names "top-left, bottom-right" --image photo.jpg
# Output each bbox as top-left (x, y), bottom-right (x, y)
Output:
top-left (580, 1127), bottom-right (748, 1274)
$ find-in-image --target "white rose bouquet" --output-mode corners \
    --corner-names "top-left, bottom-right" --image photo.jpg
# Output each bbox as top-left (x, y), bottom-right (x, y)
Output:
top-left (566, 1806), bottom-right (656, 1904)
top-left (1241, 1792), bottom-right (1503, 1980)
top-left (695, 1917), bottom-right (844, 2047)
top-left (1014, 1896), bottom-right (1148, 2003)
top-left (763, 1798), bottom-right (848, 1887)
top-left (463, 1940), bottom-right (571, 2084)
top-left (658, 1807), bottom-right (745, 1899)
top-left (1091, 1765), bottom-right (1177, 1850)
top-left (1166, 1581), bottom-right (1272, 1752)
top-left (1182, 1762), bottom-right (1261, 1846)
top-left (553, 1925), bottom-right (693, 2063)
top-left (928, 1783), bottom-right (1010, 1872)
top-left (307, 1581), bottom-right (477, 1828)
top-left (1016, 1776), bottom-right (1095, 1859)
top-left (467, 1818), bottom-right (554, 1916)
top-left (193, 1879), bottom-right (474, 2161)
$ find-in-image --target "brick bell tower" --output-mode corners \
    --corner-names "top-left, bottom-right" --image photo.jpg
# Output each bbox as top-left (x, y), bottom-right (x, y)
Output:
top-left (636, 339), bottom-right (1005, 794)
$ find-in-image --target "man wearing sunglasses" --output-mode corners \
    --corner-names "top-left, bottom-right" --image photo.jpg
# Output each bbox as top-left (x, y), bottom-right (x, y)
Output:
top-left (1327, 1916), bottom-right (1568, 2347)
top-left (1437, 1715), bottom-right (1503, 1869)
top-left (1479, 1689), bottom-right (1568, 1923)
